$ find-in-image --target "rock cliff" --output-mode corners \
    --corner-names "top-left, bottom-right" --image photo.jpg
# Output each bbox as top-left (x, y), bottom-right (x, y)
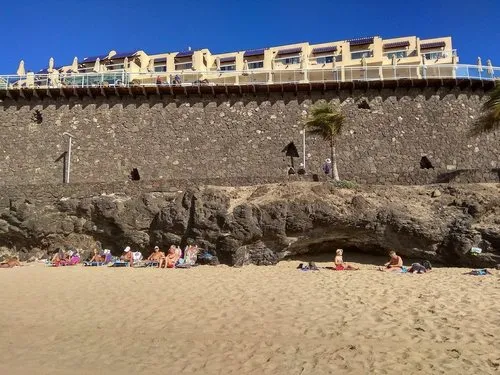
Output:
top-left (0, 182), bottom-right (499, 267)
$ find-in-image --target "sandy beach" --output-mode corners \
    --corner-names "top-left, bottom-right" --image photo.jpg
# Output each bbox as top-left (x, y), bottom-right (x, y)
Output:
top-left (0, 257), bottom-right (499, 375)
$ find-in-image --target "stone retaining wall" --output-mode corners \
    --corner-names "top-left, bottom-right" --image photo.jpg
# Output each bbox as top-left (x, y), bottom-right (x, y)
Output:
top-left (0, 86), bottom-right (498, 187)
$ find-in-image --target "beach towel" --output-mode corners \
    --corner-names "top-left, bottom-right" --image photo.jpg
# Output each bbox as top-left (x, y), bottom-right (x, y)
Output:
top-left (467, 269), bottom-right (492, 276)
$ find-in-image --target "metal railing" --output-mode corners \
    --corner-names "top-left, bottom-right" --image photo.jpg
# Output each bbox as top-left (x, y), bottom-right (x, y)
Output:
top-left (0, 64), bottom-right (497, 90)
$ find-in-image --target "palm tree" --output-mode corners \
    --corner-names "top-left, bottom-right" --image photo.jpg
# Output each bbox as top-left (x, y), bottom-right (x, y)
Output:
top-left (471, 82), bottom-right (500, 135)
top-left (304, 102), bottom-right (345, 181)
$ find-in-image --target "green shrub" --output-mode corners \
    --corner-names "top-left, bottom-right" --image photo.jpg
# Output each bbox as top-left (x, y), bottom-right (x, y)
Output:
top-left (330, 180), bottom-right (358, 189)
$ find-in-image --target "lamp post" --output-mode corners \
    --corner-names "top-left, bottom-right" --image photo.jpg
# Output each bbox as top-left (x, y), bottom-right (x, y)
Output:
top-left (299, 129), bottom-right (306, 170)
top-left (62, 132), bottom-right (75, 183)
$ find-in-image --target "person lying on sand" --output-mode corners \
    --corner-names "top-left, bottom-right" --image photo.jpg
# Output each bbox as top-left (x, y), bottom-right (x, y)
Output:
top-left (408, 262), bottom-right (431, 274)
top-left (146, 246), bottom-right (165, 267)
top-left (0, 258), bottom-right (22, 268)
top-left (334, 249), bottom-right (359, 270)
top-left (379, 250), bottom-right (403, 271)
top-left (120, 246), bottom-right (134, 266)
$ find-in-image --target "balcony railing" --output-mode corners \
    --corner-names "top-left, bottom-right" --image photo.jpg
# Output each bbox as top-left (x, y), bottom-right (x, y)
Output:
top-left (421, 49), bottom-right (457, 61)
top-left (0, 64), bottom-right (497, 91)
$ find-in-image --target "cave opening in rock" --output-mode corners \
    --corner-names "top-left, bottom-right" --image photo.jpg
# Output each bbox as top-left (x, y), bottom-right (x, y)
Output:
top-left (130, 168), bottom-right (141, 181)
top-left (287, 240), bottom-right (393, 266)
top-left (32, 110), bottom-right (43, 124)
top-left (357, 100), bottom-right (371, 110)
top-left (420, 156), bottom-right (434, 169)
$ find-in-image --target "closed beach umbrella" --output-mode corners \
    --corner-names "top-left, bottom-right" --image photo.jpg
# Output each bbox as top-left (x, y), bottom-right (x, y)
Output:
top-left (361, 56), bottom-right (367, 68)
top-left (487, 59), bottom-right (494, 76)
top-left (71, 57), bottom-right (78, 72)
top-left (48, 57), bottom-right (54, 73)
top-left (332, 57), bottom-right (337, 69)
top-left (216, 57), bottom-right (221, 70)
top-left (17, 60), bottom-right (26, 76)
top-left (391, 54), bottom-right (397, 66)
top-left (300, 51), bottom-right (307, 70)
top-left (93, 58), bottom-right (100, 73)
top-left (147, 58), bottom-right (154, 72)
top-left (123, 57), bottom-right (129, 70)
top-left (242, 59), bottom-right (249, 76)
top-left (477, 57), bottom-right (483, 72)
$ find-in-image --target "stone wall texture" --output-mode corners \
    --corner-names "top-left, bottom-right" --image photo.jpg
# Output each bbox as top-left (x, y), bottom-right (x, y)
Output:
top-left (0, 87), bottom-right (499, 187)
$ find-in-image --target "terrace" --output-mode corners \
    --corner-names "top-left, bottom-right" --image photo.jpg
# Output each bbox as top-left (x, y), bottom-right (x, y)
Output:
top-left (0, 63), bottom-right (497, 101)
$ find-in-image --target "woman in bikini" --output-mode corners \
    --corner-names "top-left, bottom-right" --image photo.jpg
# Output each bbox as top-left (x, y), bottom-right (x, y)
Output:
top-left (334, 249), bottom-right (359, 270)
top-left (89, 248), bottom-right (104, 263)
top-left (380, 250), bottom-right (403, 271)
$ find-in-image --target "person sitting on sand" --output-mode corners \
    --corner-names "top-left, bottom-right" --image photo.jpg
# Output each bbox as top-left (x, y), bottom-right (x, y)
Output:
top-left (0, 258), bottom-right (22, 268)
top-left (120, 246), bottom-right (134, 266)
top-left (162, 246), bottom-right (178, 269)
top-left (89, 248), bottom-right (104, 263)
top-left (51, 248), bottom-right (67, 264)
top-left (379, 250), bottom-right (403, 272)
top-left (334, 249), bottom-right (359, 270)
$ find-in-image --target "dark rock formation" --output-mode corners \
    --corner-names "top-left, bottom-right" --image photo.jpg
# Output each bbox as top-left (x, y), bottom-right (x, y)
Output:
top-left (0, 182), bottom-right (499, 267)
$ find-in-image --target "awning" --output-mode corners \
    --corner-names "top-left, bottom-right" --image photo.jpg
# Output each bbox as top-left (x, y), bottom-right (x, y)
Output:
top-left (348, 37), bottom-right (374, 46)
top-left (176, 51), bottom-right (194, 58)
top-left (384, 41), bottom-right (410, 49)
top-left (107, 51), bottom-right (138, 60)
top-left (220, 56), bottom-right (236, 63)
top-left (244, 49), bottom-right (265, 57)
top-left (82, 54), bottom-right (108, 64)
top-left (420, 41), bottom-right (446, 49)
top-left (277, 47), bottom-right (302, 56)
top-left (312, 46), bottom-right (337, 54)
top-left (154, 57), bottom-right (167, 63)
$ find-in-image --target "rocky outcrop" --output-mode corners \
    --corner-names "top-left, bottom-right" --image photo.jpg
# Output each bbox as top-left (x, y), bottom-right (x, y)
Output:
top-left (0, 182), bottom-right (499, 267)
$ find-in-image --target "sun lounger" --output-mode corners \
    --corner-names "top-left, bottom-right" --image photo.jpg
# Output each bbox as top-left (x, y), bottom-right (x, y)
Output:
top-left (108, 261), bottom-right (130, 267)
top-left (83, 261), bottom-right (105, 267)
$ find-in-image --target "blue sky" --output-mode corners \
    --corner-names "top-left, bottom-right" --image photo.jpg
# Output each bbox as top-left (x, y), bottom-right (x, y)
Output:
top-left (1, 0), bottom-right (499, 73)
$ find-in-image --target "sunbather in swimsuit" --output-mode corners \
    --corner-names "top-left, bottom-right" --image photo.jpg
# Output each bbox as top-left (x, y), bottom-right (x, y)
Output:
top-left (162, 246), bottom-right (178, 268)
top-left (89, 248), bottom-right (104, 263)
top-left (120, 246), bottom-right (134, 266)
top-left (334, 249), bottom-right (359, 270)
top-left (380, 250), bottom-right (403, 271)
top-left (146, 246), bottom-right (165, 267)
top-left (0, 258), bottom-right (22, 268)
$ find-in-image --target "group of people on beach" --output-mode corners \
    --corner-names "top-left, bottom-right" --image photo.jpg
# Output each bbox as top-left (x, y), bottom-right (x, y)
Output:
top-left (104, 244), bottom-right (199, 268)
top-left (331, 248), bottom-right (431, 273)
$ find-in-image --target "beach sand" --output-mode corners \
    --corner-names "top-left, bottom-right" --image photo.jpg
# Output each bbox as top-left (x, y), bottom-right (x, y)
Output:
top-left (0, 257), bottom-right (499, 375)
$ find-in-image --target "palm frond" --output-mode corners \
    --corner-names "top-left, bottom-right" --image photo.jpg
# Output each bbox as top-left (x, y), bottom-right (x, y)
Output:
top-left (471, 111), bottom-right (500, 135)
top-left (471, 81), bottom-right (500, 135)
top-left (304, 103), bottom-right (344, 141)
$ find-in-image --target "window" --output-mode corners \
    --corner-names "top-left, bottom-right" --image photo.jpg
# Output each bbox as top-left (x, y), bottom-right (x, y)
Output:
top-left (385, 50), bottom-right (407, 59)
top-left (107, 64), bottom-right (124, 71)
top-left (248, 61), bottom-right (263, 69)
top-left (276, 56), bottom-right (300, 65)
top-left (316, 56), bottom-right (334, 64)
top-left (423, 51), bottom-right (447, 60)
top-left (154, 66), bottom-right (167, 72)
top-left (351, 50), bottom-right (373, 60)
top-left (175, 62), bottom-right (192, 70)
top-left (220, 65), bottom-right (236, 71)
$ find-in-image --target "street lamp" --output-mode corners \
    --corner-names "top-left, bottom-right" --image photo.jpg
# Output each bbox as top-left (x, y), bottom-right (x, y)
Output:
top-left (62, 132), bottom-right (75, 183)
top-left (299, 129), bottom-right (306, 170)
